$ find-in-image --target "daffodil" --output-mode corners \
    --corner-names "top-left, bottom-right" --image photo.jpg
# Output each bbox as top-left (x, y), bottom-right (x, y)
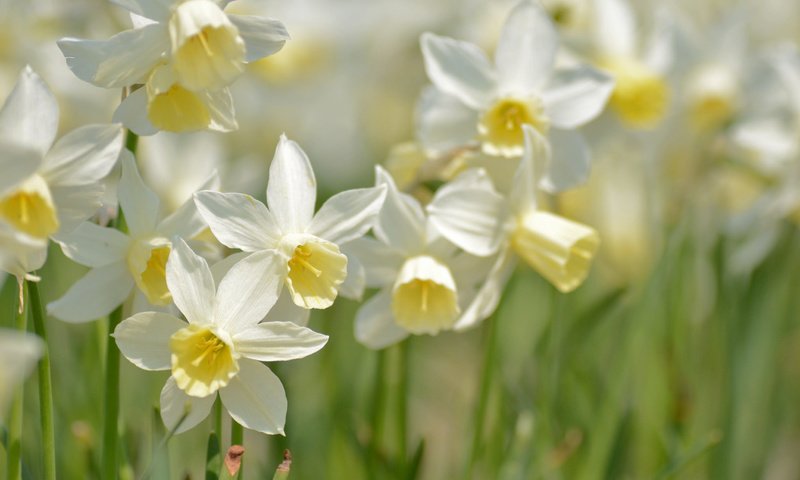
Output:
top-left (194, 135), bottom-right (387, 323)
top-left (113, 238), bottom-right (327, 434)
top-left (0, 66), bottom-right (124, 277)
top-left (345, 167), bottom-right (497, 349)
top-left (427, 126), bottom-right (599, 327)
top-left (417, 0), bottom-right (614, 192)
top-left (0, 329), bottom-right (43, 418)
top-left (48, 154), bottom-right (214, 322)
top-left (58, 0), bottom-right (289, 134)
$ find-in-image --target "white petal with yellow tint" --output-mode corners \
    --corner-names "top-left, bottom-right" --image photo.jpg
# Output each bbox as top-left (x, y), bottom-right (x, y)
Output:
top-left (160, 376), bottom-right (216, 434)
top-left (232, 321), bottom-right (328, 362)
top-left (542, 66), bottom-right (615, 129)
top-left (267, 135), bottom-right (317, 233)
top-left (113, 87), bottom-right (159, 137)
top-left (169, 0), bottom-right (245, 91)
top-left (420, 33), bottom-right (496, 110)
top-left (167, 238), bottom-right (215, 326)
top-left (114, 312), bottom-right (187, 370)
top-left (57, 24), bottom-right (168, 88)
top-left (355, 289), bottom-right (409, 349)
top-left (204, 88), bottom-right (238, 132)
top-left (0, 174), bottom-right (59, 239)
top-left (47, 262), bottom-right (134, 323)
top-left (54, 222), bottom-right (130, 267)
top-left (0, 66), bottom-right (58, 157)
top-left (219, 359), bottom-right (286, 435)
top-left (228, 14), bottom-right (289, 62)
top-left (495, 0), bottom-right (558, 93)
top-left (215, 249), bottom-right (284, 333)
top-left (0, 141), bottom-right (43, 197)
top-left (170, 323), bottom-right (238, 397)
top-left (391, 255), bottom-right (460, 335)
top-left (128, 236), bottom-right (173, 305)
top-left (40, 124), bottom-right (124, 187)
top-left (511, 211), bottom-right (599, 293)
top-left (195, 191), bottom-right (281, 251)
top-left (307, 185), bottom-right (387, 245)
top-left (146, 66), bottom-right (213, 133)
top-left (119, 153), bottom-right (160, 236)
top-left (280, 234), bottom-right (347, 310)
top-left (373, 166), bottom-right (426, 253)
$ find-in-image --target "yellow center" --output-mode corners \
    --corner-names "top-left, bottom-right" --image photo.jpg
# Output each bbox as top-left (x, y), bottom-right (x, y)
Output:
top-left (173, 25), bottom-right (245, 92)
top-left (128, 241), bottom-right (172, 306)
top-left (479, 97), bottom-right (549, 157)
top-left (601, 57), bottom-right (670, 129)
top-left (170, 325), bottom-right (238, 397)
top-left (0, 189), bottom-right (59, 239)
top-left (286, 241), bottom-right (348, 309)
top-left (147, 83), bottom-right (211, 132)
top-left (690, 94), bottom-right (736, 132)
top-left (391, 256), bottom-right (460, 335)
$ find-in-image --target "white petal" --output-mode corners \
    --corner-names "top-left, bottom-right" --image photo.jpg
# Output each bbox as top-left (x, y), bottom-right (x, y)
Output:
top-left (157, 193), bottom-right (210, 240)
top-left (495, 0), bottom-right (559, 93)
top-left (112, 88), bottom-right (159, 137)
top-left (219, 360), bottom-right (286, 435)
top-left (53, 222), bottom-right (130, 267)
top-left (338, 252), bottom-right (365, 301)
top-left (214, 249), bottom-right (285, 334)
top-left (267, 135), bottom-right (317, 233)
top-left (114, 311), bottom-right (186, 370)
top-left (111, 0), bottom-right (171, 21)
top-left (58, 25), bottom-right (169, 88)
top-left (194, 191), bottom-right (280, 251)
top-left (540, 129), bottom-right (590, 193)
top-left (454, 249), bottom-right (515, 331)
top-left (0, 66), bottom-right (58, 156)
top-left (0, 141), bottom-right (43, 197)
top-left (40, 124), bottom-right (124, 186)
top-left (160, 377), bottom-right (215, 434)
top-left (427, 170), bottom-right (507, 257)
top-left (227, 14), bottom-right (289, 62)
top-left (510, 125), bottom-right (550, 210)
top-left (233, 321), bottom-right (327, 362)
top-left (731, 118), bottom-right (797, 160)
top-left (354, 289), bottom-right (408, 349)
top-left (542, 66), bottom-right (615, 129)
top-left (594, 0), bottom-right (637, 58)
top-left (420, 33), bottom-right (496, 110)
top-left (373, 166), bottom-right (426, 253)
top-left (167, 238), bottom-right (216, 325)
top-left (307, 185), bottom-right (387, 245)
top-left (119, 152), bottom-right (160, 236)
top-left (261, 288), bottom-right (311, 326)
top-left (49, 184), bottom-right (106, 235)
top-left (47, 262), bottom-right (133, 323)
top-left (205, 88), bottom-right (238, 133)
top-left (342, 237), bottom-right (404, 288)
top-left (415, 87), bottom-right (480, 154)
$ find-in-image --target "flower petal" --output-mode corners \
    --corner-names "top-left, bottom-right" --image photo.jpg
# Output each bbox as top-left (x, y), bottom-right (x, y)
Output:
top-left (339, 252), bottom-right (365, 301)
top-left (214, 249), bottom-right (285, 334)
top-left (233, 321), bottom-right (327, 362)
top-left (420, 32), bottom-right (496, 110)
top-left (58, 24), bottom-right (169, 88)
top-left (540, 129), bottom-right (590, 193)
top-left (0, 141), bottom-right (43, 197)
top-left (262, 288), bottom-right (311, 326)
top-left (0, 66), bottom-right (58, 156)
top-left (354, 289), bottom-right (408, 349)
top-left (341, 237), bottom-right (404, 288)
top-left (509, 124), bottom-right (550, 210)
top-left (205, 88), bottom-right (238, 133)
top-left (542, 66), bottom-right (615, 129)
top-left (219, 360), bottom-right (286, 435)
top-left (454, 249), bottom-right (515, 330)
top-left (40, 124), bottom-right (124, 186)
top-left (157, 172), bottom-right (219, 239)
top-left (53, 222), bottom-right (130, 267)
top-left (372, 166), bottom-right (426, 253)
top-left (119, 152), bottom-right (160, 236)
top-left (112, 87), bottom-right (159, 137)
top-left (47, 262), bottom-right (133, 323)
top-left (166, 237), bottom-right (216, 325)
top-left (495, 0), bottom-right (559, 93)
top-left (194, 191), bottom-right (280, 251)
top-left (227, 14), bottom-right (289, 62)
top-left (307, 185), bottom-right (387, 245)
top-left (415, 86), bottom-right (480, 154)
top-left (594, 0), bottom-right (637, 58)
top-left (267, 135), bottom-right (317, 233)
top-left (160, 376), bottom-right (216, 434)
top-left (49, 183), bottom-right (106, 235)
top-left (114, 311), bottom-right (186, 370)
top-left (111, 0), bottom-right (171, 21)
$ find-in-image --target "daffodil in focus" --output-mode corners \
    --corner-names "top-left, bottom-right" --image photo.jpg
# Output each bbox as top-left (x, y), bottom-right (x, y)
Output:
top-left (427, 126), bottom-right (599, 328)
top-left (48, 154), bottom-right (214, 322)
top-left (344, 167), bottom-right (497, 349)
top-left (417, 0), bottom-right (614, 191)
top-left (194, 135), bottom-right (387, 324)
top-left (58, 0), bottom-right (289, 135)
top-left (0, 330), bottom-right (43, 418)
top-left (0, 66), bottom-right (124, 277)
top-left (114, 238), bottom-right (327, 434)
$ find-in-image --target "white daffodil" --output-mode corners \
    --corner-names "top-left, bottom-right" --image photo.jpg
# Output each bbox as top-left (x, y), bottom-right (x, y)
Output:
top-left (417, 0), bottom-right (614, 192)
top-left (345, 167), bottom-right (497, 349)
top-left (428, 125), bottom-right (599, 317)
top-left (194, 134), bottom-right (387, 322)
top-left (114, 238), bottom-right (327, 434)
top-left (0, 329), bottom-right (43, 419)
top-left (58, 0), bottom-right (289, 135)
top-left (0, 66), bottom-right (124, 277)
top-left (48, 153), bottom-right (213, 322)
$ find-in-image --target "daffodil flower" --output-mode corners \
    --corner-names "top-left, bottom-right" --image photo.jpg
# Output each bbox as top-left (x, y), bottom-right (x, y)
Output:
top-left (0, 66), bottom-right (124, 277)
top-left (58, 0), bottom-right (289, 134)
top-left (427, 126), bottom-right (599, 328)
top-left (113, 238), bottom-right (328, 434)
top-left (417, 0), bottom-right (614, 192)
top-left (0, 329), bottom-right (43, 418)
top-left (48, 154), bottom-right (214, 322)
top-left (345, 167), bottom-right (497, 349)
top-left (194, 135), bottom-right (387, 322)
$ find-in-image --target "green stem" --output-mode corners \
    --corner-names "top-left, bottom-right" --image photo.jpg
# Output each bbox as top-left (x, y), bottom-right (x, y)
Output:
top-left (7, 280), bottom-right (28, 480)
top-left (125, 129), bottom-right (139, 154)
top-left (231, 420), bottom-right (244, 479)
top-left (368, 349), bottom-right (388, 476)
top-left (465, 311), bottom-right (499, 479)
top-left (397, 340), bottom-right (409, 472)
top-left (27, 279), bottom-right (56, 480)
top-left (101, 303), bottom-right (124, 479)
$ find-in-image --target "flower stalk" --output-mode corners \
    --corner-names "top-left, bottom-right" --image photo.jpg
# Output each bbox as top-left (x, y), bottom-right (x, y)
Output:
top-left (28, 278), bottom-right (56, 480)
